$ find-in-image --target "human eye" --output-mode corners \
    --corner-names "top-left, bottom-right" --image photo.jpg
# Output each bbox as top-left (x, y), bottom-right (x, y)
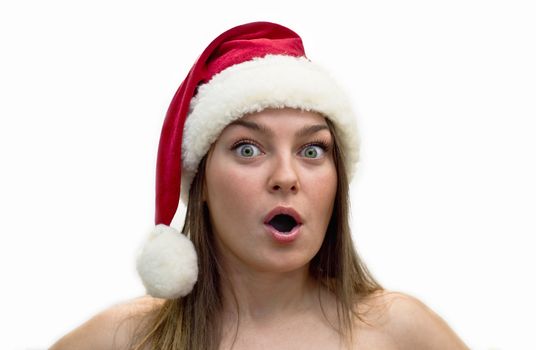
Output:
top-left (299, 140), bottom-right (330, 159)
top-left (231, 139), bottom-right (263, 158)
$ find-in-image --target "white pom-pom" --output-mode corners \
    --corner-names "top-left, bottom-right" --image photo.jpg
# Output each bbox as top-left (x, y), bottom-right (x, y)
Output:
top-left (136, 224), bottom-right (198, 299)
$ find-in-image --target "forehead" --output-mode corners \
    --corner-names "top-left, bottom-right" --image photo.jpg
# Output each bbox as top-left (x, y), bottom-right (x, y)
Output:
top-left (242, 107), bottom-right (327, 123)
top-left (222, 108), bottom-right (330, 136)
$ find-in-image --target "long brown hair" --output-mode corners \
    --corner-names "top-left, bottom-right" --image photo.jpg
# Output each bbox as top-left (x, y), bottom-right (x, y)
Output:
top-left (131, 118), bottom-right (382, 350)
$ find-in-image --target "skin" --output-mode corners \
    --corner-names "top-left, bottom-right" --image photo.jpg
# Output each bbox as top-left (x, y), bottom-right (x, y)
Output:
top-left (205, 108), bottom-right (337, 275)
top-left (204, 108), bottom-right (339, 347)
top-left (204, 108), bottom-right (337, 320)
top-left (50, 108), bottom-right (470, 350)
top-left (49, 292), bottom-right (470, 350)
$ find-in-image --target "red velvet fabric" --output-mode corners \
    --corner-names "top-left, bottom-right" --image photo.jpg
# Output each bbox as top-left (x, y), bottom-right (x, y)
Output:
top-left (155, 22), bottom-right (306, 225)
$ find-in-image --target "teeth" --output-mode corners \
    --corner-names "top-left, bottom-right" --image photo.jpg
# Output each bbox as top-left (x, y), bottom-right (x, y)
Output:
top-left (268, 214), bottom-right (297, 233)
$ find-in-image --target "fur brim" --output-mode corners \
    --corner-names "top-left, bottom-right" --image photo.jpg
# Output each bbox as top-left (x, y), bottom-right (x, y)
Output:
top-left (180, 55), bottom-right (359, 202)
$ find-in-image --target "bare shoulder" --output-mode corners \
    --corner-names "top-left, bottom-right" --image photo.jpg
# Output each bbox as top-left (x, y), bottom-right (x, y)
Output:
top-left (50, 295), bottom-right (165, 350)
top-left (356, 290), bottom-right (469, 350)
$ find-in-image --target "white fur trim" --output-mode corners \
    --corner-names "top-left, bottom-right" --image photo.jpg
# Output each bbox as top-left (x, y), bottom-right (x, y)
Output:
top-left (180, 55), bottom-right (360, 202)
top-left (136, 224), bottom-right (198, 299)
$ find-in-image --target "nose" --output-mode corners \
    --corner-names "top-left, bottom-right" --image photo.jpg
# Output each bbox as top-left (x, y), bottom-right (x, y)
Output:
top-left (267, 154), bottom-right (300, 194)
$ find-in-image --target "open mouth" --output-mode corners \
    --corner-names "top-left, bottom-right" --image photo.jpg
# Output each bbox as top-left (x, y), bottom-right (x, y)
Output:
top-left (267, 214), bottom-right (298, 234)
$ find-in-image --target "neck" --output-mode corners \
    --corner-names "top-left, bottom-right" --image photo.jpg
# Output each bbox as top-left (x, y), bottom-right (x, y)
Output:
top-left (218, 261), bottom-right (320, 323)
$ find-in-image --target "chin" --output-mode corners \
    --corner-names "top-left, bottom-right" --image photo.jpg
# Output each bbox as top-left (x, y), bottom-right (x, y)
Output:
top-left (253, 252), bottom-right (314, 273)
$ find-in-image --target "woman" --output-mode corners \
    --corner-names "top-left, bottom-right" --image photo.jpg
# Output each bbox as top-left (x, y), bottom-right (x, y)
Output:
top-left (51, 22), bottom-right (469, 349)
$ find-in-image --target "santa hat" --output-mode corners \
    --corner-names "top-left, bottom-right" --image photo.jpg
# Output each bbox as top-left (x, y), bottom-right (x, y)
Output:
top-left (136, 21), bottom-right (359, 299)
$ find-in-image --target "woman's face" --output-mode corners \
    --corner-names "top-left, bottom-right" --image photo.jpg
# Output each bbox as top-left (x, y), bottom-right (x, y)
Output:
top-left (204, 108), bottom-right (337, 273)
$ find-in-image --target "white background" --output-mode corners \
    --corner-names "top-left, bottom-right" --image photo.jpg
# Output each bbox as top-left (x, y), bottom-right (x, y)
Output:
top-left (1, 1), bottom-right (535, 349)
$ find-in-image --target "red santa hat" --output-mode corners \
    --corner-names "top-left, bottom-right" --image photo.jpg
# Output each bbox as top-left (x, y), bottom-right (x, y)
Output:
top-left (136, 21), bottom-right (360, 299)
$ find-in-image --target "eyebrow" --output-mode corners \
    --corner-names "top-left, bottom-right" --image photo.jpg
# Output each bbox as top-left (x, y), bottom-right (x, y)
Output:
top-left (228, 120), bottom-right (329, 137)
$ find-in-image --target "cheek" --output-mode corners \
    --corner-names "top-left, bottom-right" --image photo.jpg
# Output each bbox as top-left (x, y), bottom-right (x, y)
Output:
top-left (303, 166), bottom-right (338, 236)
top-left (205, 159), bottom-right (262, 226)
top-left (207, 164), bottom-right (257, 200)
top-left (304, 166), bottom-right (337, 203)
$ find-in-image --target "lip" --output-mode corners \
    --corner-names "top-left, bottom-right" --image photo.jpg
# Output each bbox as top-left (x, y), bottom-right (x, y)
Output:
top-left (263, 206), bottom-right (303, 243)
top-left (264, 223), bottom-right (301, 243)
top-left (263, 206), bottom-right (303, 225)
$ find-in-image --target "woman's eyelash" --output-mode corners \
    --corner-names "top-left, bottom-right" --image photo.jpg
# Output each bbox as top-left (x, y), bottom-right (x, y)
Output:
top-left (302, 139), bottom-right (331, 152)
top-left (230, 138), bottom-right (332, 151)
top-left (230, 139), bottom-right (262, 150)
